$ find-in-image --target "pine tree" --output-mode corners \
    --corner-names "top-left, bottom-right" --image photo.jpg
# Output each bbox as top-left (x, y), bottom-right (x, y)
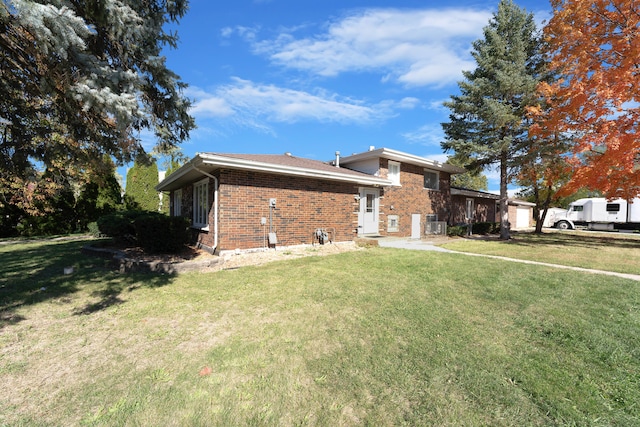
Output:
top-left (441, 0), bottom-right (544, 239)
top-left (0, 0), bottom-right (195, 213)
top-left (447, 155), bottom-right (489, 191)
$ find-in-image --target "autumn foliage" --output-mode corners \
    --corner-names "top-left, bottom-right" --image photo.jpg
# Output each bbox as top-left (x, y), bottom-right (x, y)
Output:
top-left (533, 0), bottom-right (640, 199)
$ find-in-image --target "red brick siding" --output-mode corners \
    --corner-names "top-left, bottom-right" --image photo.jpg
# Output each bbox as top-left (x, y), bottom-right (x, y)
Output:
top-left (215, 170), bottom-right (359, 250)
top-left (450, 195), bottom-right (498, 225)
top-left (379, 159), bottom-right (452, 235)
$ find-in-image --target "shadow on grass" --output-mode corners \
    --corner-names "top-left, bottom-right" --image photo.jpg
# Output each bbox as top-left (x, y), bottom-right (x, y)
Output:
top-left (0, 239), bottom-right (175, 327)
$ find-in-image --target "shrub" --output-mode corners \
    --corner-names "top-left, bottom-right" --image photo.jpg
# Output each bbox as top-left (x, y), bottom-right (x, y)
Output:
top-left (87, 222), bottom-right (102, 238)
top-left (472, 222), bottom-right (500, 235)
top-left (97, 211), bottom-right (144, 241)
top-left (134, 213), bottom-right (191, 253)
top-left (447, 225), bottom-right (467, 237)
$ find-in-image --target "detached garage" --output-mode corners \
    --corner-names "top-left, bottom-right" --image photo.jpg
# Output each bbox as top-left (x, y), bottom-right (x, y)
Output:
top-left (508, 199), bottom-right (535, 229)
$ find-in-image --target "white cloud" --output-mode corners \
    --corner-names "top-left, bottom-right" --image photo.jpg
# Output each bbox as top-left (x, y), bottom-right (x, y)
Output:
top-left (190, 97), bottom-right (234, 117)
top-left (402, 123), bottom-right (445, 147)
top-left (423, 152), bottom-right (449, 163)
top-left (187, 78), bottom-right (403, 132)
top-left (252, 7), bottom-right (491, 87)
top-left (397, 97), bottom-right (420, 109)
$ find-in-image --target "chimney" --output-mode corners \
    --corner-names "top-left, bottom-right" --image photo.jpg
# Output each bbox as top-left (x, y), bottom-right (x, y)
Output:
top-left (369, 145), bottom-right (375, 151)
top-left (335, 151), bottom-right (340, 167)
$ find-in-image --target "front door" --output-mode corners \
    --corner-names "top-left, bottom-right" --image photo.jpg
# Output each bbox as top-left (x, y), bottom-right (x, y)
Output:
top-left (360, 188), bottom-right (380, 235)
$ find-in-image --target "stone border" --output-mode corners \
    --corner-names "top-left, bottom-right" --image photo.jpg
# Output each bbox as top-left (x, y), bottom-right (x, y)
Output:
top-left (82, 245), bottom-right (221, 274)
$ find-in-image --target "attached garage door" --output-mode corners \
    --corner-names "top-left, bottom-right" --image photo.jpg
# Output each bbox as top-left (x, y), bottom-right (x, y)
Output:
top-left (515, 207), bottom-right (530, 229)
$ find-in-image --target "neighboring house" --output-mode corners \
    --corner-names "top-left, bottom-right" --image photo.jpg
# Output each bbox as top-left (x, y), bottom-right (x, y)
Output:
top-left (450, 187), bottom-right (500, 225)
top-left (156, 147), bottom-right (463, 253)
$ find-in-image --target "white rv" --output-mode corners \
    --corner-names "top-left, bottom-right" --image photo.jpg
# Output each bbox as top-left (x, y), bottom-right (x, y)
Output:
top-left (553, 197), bottom-right (640, 230)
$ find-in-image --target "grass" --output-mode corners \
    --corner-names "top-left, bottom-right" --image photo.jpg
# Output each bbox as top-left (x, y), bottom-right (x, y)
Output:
top-left (1, 237), bottom-right (639, 425)
top-left (441, 229), bottom-right (640, 275)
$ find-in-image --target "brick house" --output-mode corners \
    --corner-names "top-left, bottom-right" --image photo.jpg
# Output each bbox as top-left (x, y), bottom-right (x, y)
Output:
top-left (156, 147), bottom-right (463, 253)
top-left (450, 186), bottom-right (500, 225)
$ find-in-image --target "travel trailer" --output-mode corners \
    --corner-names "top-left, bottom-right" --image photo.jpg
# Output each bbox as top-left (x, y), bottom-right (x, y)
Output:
top-left (552, 197), bottom-right (640, 230)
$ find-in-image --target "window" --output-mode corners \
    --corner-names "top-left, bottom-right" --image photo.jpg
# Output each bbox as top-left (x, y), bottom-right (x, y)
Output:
top-left (387, 215), bottom-right (399, 232)
top-left (606, 203), bottom-right (620, 212)
top-left (388, 161), bottom-right (400, 185)
top-left (572, 205), bottom-right (584, 212)
top-left (424, 170), bottom-right (439, 190)
top-left (366, 193), bottom-right (375, 213)
top-left (466, 198), bottom-right (474, 220)
top-left (426, 214), bottom-right (438, 222)
top-left (173, 189), bottom-right (182, 216)
top-left (193, 179), bottom-right (209, 228)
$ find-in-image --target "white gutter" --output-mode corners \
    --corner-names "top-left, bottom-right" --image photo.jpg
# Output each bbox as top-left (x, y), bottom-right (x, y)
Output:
top-left (194, 166), bottom-right (218, 253)
top-left (340, 147), bottom-right (465, 174)
top-left (198, 153), bottom-right (391, 186)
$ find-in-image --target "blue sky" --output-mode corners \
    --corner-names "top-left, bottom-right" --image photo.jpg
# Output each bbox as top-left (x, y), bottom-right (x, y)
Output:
top-left (135, 0), bottom-right (552, 193)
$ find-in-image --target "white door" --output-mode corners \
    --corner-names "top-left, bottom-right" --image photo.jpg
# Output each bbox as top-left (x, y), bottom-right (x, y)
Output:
top-left (411, 214), bottom-right (421, 239)
top-left (360, 189), bottom-right (380, 234)
top-left (516, 207), bottom-right (530, 229)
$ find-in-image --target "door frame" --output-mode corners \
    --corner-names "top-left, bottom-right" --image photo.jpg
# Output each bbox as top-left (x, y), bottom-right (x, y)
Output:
top-left (359, 187), bottom-right (380, 235)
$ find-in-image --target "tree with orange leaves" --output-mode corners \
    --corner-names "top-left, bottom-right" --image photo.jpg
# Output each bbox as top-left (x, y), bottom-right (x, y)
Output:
top-left (538, 0), bottom-right (640, 200)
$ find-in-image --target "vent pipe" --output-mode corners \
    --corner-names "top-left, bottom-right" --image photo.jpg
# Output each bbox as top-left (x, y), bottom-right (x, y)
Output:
top-left (335, 151), bottom-right (340, 167)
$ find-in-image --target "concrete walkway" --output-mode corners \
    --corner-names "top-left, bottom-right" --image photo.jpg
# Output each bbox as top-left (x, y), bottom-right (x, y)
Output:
top-left (376, 237), bottom-right (640, 282)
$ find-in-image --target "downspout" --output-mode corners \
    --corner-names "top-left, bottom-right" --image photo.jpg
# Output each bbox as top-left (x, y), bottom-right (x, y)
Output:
top-left (194, 166), bottom-right (218, 253)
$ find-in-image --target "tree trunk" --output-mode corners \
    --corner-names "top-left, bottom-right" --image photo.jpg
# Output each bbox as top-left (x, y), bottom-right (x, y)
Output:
top-left (535, 184), bottom-right (554, 233)
top-left (500, 150), bottom-right (510, 240)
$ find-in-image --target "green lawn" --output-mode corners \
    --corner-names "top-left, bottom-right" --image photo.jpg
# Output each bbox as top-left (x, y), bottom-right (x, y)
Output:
top-left (441, 230), bottom-right (640, 275)
top-left (1, 237), bottom-right (639, 426)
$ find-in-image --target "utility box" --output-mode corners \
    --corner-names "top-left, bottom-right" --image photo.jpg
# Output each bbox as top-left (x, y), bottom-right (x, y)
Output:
top-left (268, 232), bottom-right (278, 245)
top-left (269, 198), bottom-right (276, 208)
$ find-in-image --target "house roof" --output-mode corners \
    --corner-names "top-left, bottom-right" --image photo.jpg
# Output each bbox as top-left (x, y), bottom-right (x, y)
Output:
top-left (508, 198), bottom-right (536, 207)
top-left (339, 147), bottom-right (465, 174)
top-left (450, 186), bottom-right (500, 200)
top-left (156, 152), bottom-right (392, 191)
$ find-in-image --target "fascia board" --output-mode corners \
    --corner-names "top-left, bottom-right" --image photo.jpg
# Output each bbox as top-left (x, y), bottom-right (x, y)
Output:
top-left (451, 188), bottom-right (500, 199)
top-left (155, 155), bottom-right (201, 191)
top-left (341, 148), bottom-right (465, 174)
top-left (198, 154), bottom-right (391, 186)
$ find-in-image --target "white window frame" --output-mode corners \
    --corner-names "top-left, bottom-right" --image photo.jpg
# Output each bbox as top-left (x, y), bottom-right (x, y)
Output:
top-left (193, 178), bottom-right (209, 229)
top-left (388, 161), bottom-right (401, 186)
top-left (424, 169), bottom-right (439, 190)
top-left (466, 198), bottom-right (474, 221)
top-left (173, 189), bottom-right (182, 217)
top-left (387, 215), bottom-right (399, 232)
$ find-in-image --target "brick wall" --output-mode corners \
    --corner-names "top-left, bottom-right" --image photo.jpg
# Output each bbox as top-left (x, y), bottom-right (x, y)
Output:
top-left (213, 170), bottom-right (360, 251)
top-left (171, 159), bottom-right (457, 250)
top-left (378, 159), bottom-right (452, 235)
top-left (450, 195), bottom-right (498, 225)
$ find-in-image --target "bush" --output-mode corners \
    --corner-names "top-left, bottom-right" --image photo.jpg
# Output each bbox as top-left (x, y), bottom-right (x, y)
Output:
top-left (87, 222), bottom-right (102, 238)
top-left (447, 225), bottom-right (467, 237)
top-left (472, 222), bottom-right (500, 235)
top-left (134, 213), bottom-right (191, 253)
top-left (97, 211), bottom-right (145, 241)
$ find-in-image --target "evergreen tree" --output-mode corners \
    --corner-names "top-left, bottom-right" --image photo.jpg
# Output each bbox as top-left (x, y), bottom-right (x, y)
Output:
top-left (446, 155), bottom-right (489, 191)
top-left (126, 156), bottom-right (160, 212)
top-left (0, 0), bottom-right (195, 213)
top-left (441, 0), bottom-right (544, 239)
top-left (76, 157), bottom-right (123, 229)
